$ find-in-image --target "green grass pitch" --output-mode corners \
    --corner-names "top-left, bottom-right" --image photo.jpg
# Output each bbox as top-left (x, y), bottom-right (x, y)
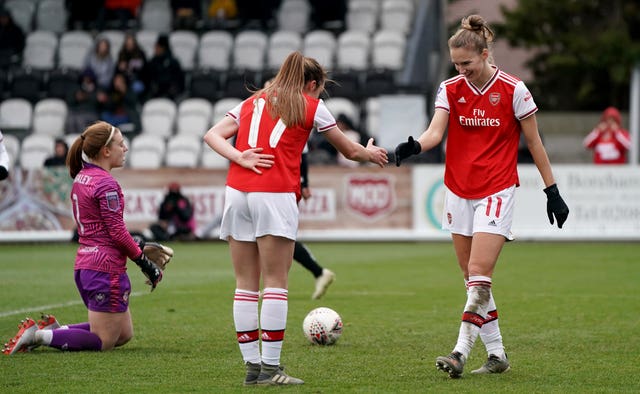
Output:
top-left (1, 241), bottom-right (639, 393)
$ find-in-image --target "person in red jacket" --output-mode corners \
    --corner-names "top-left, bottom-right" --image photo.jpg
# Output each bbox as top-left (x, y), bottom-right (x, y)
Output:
top-left (583, 106), bottom-right (631, 164)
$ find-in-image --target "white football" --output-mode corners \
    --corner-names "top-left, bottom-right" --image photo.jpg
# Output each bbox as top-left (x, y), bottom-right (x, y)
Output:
top-left (302, 307), bottom-right (343, 345)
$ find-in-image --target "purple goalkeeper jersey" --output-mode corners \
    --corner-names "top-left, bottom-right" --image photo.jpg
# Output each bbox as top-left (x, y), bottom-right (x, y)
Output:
top-left (71, 162), bottom-right (140, 274)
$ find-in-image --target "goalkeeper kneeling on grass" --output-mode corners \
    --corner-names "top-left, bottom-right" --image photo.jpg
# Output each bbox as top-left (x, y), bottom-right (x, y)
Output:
top-left (2, 121), bottom-right (173, 356)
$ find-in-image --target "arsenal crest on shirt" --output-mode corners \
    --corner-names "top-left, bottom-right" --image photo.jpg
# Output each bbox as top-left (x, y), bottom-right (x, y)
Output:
top-left (489, 92), bottom-right (501, 106)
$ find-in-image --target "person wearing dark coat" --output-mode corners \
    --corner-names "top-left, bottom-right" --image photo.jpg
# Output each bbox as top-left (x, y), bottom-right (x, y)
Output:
top-left (144, 35), bottom-right (185, 100)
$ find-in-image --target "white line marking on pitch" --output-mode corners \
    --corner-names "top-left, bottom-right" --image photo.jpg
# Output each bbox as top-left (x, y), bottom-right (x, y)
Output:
top-left (0, 292), bottom-right (146, 318)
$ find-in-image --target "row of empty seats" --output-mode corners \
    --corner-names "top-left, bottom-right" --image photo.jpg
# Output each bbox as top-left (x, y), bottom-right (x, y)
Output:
top-left (18, 27), bottom-right (407, 74)
top-left (4, 132), bottom-right (229, 170)
top-left (4, 0), bottom-right (183, 34)
top-left (346, 0), bottom-right (415, 35)
top-left (5, 0), bottom-right (416, 35)
top-left (0, 96), bottom-right (240, 138)
top-left (276, 0), bottom-right (416, 35)
top-left (0, 95), bottom-right (362, 139)
top-left (4, 0), bottom-right (67, 34)
top-left (3, 93), bottom-right (407, 170)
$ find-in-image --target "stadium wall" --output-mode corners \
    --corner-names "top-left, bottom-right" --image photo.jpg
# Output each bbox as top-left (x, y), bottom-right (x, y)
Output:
top-left (1, 165), bottom-right (639, 242)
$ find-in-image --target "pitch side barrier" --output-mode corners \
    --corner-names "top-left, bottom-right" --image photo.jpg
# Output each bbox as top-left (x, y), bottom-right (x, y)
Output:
top-left (1, 165), bottom-right (639, 242)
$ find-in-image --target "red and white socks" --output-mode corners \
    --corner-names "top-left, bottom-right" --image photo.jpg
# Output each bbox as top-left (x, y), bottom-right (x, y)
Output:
top-left (233, 287), bottom-right (288, 366)
top-left (454, 276), bottom-right (492, 359)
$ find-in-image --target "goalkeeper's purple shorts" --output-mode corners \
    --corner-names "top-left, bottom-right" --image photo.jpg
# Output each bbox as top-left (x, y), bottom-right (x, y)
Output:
top-left (74, 269), bottom-right (131, 313)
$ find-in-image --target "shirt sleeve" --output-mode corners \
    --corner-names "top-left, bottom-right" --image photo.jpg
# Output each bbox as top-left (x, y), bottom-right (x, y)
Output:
top-left (94, 176), bottom-right (141, 260)
top-left (513, 81), bottom-right (538, 120)
top-left (313, 100), bottom-right (337, 132)
top-left (226, 99), bottom-right (245, 124)
top-left (434, 82), bottom-right (450, 113)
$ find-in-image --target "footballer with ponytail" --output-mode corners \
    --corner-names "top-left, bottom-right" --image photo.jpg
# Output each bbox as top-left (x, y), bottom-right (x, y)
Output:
top-left (2, 120), bottom-right (163, 356)
top-left (203, 51), bottom-right (387, 386)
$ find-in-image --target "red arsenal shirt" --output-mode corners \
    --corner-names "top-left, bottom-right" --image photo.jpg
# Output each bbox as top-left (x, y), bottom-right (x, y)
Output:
top-left (225, 93), bottom-right (336, 198)
top-left (435, 66), bottom-right (538, 199)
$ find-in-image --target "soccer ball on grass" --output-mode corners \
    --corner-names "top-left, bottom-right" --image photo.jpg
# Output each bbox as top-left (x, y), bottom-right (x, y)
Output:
top-left (302, 307), bottom-right (343, 345)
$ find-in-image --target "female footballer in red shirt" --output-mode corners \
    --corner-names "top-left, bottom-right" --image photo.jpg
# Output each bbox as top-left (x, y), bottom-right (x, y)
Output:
top-left (204, 51), bottom-right (387, 386)
top-left (396, 15), bottom-right (569, 378)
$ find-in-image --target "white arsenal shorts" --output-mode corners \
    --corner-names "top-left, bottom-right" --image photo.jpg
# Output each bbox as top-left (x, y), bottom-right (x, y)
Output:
top-left (442, 185), bottom-right (516, 240)
top-left (219, 186), bottom-right (299, 242)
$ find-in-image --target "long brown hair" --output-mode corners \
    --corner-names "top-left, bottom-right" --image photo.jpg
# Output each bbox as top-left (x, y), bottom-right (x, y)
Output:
top-left (66, 121), bottom-right (118, 178)
top-left (448, 14), bottom-right (495, 57)
top-left (255, 51), bottom-right (327, 127)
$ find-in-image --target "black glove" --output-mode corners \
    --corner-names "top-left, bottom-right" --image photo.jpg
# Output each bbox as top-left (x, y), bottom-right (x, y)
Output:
top-left (134, 253), bottom-right (163, 291)
top-left (132, 234), bottom-right (145, 250)
top-left (543, 184), bottom-right (569, 229)
top-left (394, 136), bottom-right (421, 166)
top-left (0, 166), bottom-right (8, 181)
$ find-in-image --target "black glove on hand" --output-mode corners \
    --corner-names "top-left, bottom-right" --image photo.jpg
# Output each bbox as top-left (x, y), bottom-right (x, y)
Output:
top-left (134, 253), bottom-right (163, 291)
top-left (543, 184), bottom-right (569, 229)
top-left (0, 166), bottom-right (8, 181)
top-left (394, 136), bottom-right (421, 166)
top-left (132, 234), bottom-right (145, 250)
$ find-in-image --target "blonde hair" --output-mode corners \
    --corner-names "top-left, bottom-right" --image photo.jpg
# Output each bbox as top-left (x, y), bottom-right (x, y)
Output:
top-left (448, 14), bottom-right (495, 60)
top-left (254, 51), bottom-right (327, 127)
top-left (67, 121), bottom-right (119, 178)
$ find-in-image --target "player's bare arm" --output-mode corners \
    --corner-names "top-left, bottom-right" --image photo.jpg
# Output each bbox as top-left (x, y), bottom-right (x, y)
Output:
top-left (416, 109), bottom-right (449, 152)
top-left (323, 127), bottom-right (388, 167)
top-left (203, 116), bottom-right (275, 174)
top-left (520, 115), bottom-right (555, 187)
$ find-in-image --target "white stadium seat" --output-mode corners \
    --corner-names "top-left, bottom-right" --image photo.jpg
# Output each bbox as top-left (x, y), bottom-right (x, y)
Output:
top-left (165, 134), bottom-right (202, 168)
top-left (128, 134), bottom-right (166, 169)
top-left (32, 98), bottom-right (68, 137)
top-left (140, 98), bottom-right (177, 138)
top-left (176, 98), bottom-right (213, 137)
top-left (19, 134), bottom-right (54, 170)
top-left (303, 30), bottom-right (337, 69)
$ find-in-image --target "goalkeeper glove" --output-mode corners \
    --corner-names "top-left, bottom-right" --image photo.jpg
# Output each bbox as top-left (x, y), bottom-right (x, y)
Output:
top-left (394, 136), bottom-right (421, 166)
top-left (134, 253), bottom-right (163, 291)
top-left (132, 234), bottom-right (145, 250)
top-left (543, 184), bottom-right (569, 229)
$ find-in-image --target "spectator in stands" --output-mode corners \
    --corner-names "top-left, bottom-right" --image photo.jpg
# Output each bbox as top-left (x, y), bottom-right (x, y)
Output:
top-left (335, 113), bottom-right (364, 167)
top-left (0, 9), bottom-right (25, 70)
top-left (117, 32), bottom-right (148, 100)
top-left (0, 130), bottom-right (10, 181)
top-left (145, 34), bottom-right (185, 100)
top-left (583, 106), bottom-right (631, 164)
top-left (98, 0), bottom-right (142, 30)
top-left (309, 0), bottom-right (346, 31)
top-left (149, 182), bottom-right (196, 241)
top-left (97, 72), bottom-right (140, 132)
top-left (67, 0), bottom-right (101, 30)
top-left (171, 0), bottom-right (202, 30)
top-left (235, 0), bottom-right (279, 29)
top-left (44, 139), bottom-right (69, 167)
top-left (207, 0), bottom-right (238, 26)
top-left (67, 69), bottom-right (100, 135)
top-left (84, 38), bottom-right (116, 90)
